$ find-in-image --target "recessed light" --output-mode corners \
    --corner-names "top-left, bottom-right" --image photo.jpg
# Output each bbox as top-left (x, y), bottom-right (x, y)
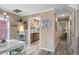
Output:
top-left (4, 12), bottom-right (6, 15)
top-left (62, 14), bottom-right (65, 16)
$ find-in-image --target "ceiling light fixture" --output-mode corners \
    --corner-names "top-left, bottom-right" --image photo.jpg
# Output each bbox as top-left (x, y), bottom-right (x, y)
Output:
top-left (4, 12), bottom-right (6, 16)
top-left (13, 9), bottom-right (22, 13)
top-left (61, 14), bottom-right (65, 16)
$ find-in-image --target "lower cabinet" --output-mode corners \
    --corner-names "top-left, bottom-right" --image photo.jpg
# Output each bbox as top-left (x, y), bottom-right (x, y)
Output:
top-left (30, 33), bottom-right (39, 43)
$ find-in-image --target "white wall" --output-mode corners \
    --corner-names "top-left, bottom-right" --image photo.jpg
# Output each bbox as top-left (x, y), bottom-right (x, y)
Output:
top-left (77, 5), bottom-right (79, 54)
top-left (40, 10), bottom-right (55, 52)
top-left (24, 9), bottom-right (56, 52)
top-left (70, 10), bottom-right (77, 54)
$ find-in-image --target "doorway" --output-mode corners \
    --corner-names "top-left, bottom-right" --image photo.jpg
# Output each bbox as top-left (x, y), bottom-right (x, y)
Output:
top-left (29, 17), bottom-right (40, 47)
top-left (54, 15), bottom-right (74, 54)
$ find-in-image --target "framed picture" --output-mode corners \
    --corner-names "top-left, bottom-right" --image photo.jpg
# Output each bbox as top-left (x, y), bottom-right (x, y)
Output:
top-left (41, 20), bottom-right (50, 28)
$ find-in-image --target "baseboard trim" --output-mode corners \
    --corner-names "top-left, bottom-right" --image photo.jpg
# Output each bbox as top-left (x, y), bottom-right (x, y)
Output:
top-left (40, 47), bottom-right (54, 52)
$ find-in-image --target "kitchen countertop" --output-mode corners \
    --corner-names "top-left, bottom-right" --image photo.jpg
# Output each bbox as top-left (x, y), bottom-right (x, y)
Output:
top-left (0, 40), bottom-right (25, 55)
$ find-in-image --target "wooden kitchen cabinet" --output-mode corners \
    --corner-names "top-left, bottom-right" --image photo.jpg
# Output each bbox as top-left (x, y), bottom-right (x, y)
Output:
top-left (30, 33), bottom-right (39, 43)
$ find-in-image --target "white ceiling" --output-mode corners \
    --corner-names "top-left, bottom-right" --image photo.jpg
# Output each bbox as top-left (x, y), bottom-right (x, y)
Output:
top-left (0, 4), bottom-right (75, 16)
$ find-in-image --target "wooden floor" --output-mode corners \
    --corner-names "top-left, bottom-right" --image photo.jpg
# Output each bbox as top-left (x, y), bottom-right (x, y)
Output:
top-left (23, 39), bottom-right (74, 55)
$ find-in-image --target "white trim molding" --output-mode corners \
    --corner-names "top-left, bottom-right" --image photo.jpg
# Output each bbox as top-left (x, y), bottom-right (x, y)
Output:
top-left (40, 47), bottom-right (54, 52)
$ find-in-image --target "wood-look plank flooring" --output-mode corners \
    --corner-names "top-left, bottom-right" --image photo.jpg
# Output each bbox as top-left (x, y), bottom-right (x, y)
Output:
top-left (23, 39), bottom-right (74, 55)
top-left (54, 39), bottom-right (74, 55)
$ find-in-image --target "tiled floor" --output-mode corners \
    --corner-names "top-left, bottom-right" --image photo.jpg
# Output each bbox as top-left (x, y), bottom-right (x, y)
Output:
top-left (24, 39), bottom-right (74, 55)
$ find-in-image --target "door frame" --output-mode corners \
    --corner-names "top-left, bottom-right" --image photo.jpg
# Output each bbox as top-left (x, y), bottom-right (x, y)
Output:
top-left (28, 16), bottom-right (41, 47)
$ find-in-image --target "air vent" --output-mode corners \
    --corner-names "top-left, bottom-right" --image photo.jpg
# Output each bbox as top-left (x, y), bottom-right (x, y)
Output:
top-left (13, 9), bottom-right (22, 13)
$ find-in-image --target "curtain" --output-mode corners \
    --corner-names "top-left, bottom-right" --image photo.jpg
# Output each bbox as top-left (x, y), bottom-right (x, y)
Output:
top-left (0, 20), bottom-right (7, 40)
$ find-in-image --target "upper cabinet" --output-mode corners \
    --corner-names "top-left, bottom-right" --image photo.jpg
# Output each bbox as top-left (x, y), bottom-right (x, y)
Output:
top-left (30, 19), bottom-right (39, 33)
